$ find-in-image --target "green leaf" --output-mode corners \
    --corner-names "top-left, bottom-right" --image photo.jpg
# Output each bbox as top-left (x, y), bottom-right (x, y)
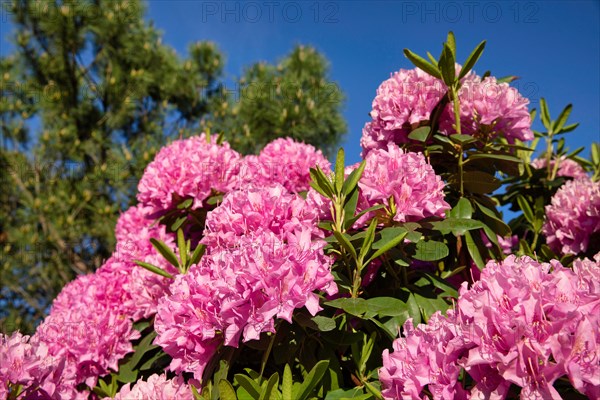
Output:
top-left (235, 375), bottom-right (261, 399)
top-left (177, 229), bottom-right (187, 268)
top-left (430, 218), bottom-right (484, 236)
top-left (557, 122), bottom-right (579, 134)
top-left (367, 227), bottom-right (408, 264)
top-left (335, 148), bottom-right (345, 194)
top-left (552, 104), bottom-right (572, 133)
top-left (326, 298), bottom-right (368, 317)
top-left (189, 244), bottom-right (206, 267)
top-left (364, 297), bottom-right (409, 318)
top-left (466, 153), bottom-right (522, 163)
top-left (310, 167), bottom-right (334, 198)
top-left (403, 48), bottom-right (442, 79)
top-left (333, 231), bottom-right (357, 261)
top-left (406, 293), bottom-right (422, 325)
top-left (440, 43), bottom-right (456, 86)
top-left (218, 380), bottom-right (238, 400)
top-left (282, 365), bottom-right (293, 400)
top-left (342, 160), bottom-right (366, 196)
top-left (496, 75), bottom-right (518, 84)
top-left (128, 331), bottom-right (158, 369)
top-left (416, 272), bottom-right (458, 298)
top-left (413, 292), bottom-right (451, 321)
top-left (258, 373), bottom-right (279, 400)
top-left (344, 204), bottom-right (385, 229)
top-left (177, 198), bottom-right (194, 209)
top-left (446, 31), bottom-right (456, 58)
top-left (294, 360), bottom-right (329, 400)
top-left (449, 197), bottom-right (472, 219)
top-left (592, 143), bottom-right (600, 166)
top-left (464, 230), bottom-right (486, 269)
top-left (359, 219), bottom-right (378, 263)
top-left (459, 40), bottom-right (486, 80)
top-left (539, 98), bottom-right (551, 131)
top-left (150, 238), bottom-right (180, 269)
top-left (325, 388), bottom-right (371, 400)
top-left (449, 134), bottom-right (477, 145)
top-left (461, 170), bottom-right (501, 194)
top-left (134, 260), bottom-right (174, 279)
top-left (408, 126), bottom-right (431, 142)
top-left (517, 195), bottom-right (534, 225)
top-left (311, 316), bottom-right (336, 332)
top-left (171, 215), bottom-right (187, 231)
top-left (413, 240), bottom-right (449, 261)
top-left (343, 188), bottom-right (360, 230)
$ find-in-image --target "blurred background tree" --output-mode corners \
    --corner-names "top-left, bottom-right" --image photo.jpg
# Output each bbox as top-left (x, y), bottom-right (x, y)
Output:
top-left (0, 0), bottom-right (346, 334)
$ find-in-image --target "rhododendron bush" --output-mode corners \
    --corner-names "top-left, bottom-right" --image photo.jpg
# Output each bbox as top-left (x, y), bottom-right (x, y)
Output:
top-left (2, 33), bottom-right (600, 400)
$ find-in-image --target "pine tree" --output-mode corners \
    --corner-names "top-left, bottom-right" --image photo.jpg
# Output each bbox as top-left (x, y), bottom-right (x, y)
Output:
top-left (0, 0), bottom-right (346, 333)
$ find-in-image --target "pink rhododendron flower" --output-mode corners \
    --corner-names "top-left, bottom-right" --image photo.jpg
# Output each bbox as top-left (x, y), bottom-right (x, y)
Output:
top-left (114, 204), bottom-right (179, 319)
top-left (543, 177), bottom-right (600, 255)
top-left (360, 67), bottom-right (446, 154)
top-left (32, 264), bottom-right (141, 396)
top-left (361, 67), bottom-right (533, 155)
top-left (154, 185), bottom-right (336, 381)
top-left (357, 143), bottom-right (449, 224)
top-left (380, 255), bottom-right (600, 399)
top-left (531, 156), bottom-right (588, 179)
top-left (239, 138), bottom-right (331, 193)
top-left (110, 373), bottom-right (193, 400)
top-left (202, 184), bottom-right (324, 248)
top-left (440, 76), bottom-right (533, 143)
top-left (137, 134), bottom-right (242, 214)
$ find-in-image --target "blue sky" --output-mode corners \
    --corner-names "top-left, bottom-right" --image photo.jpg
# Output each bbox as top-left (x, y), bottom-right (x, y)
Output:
top-left (2, 1), bottom-right (599, 164)
top-left (143, 0), bottom-right (600, 164)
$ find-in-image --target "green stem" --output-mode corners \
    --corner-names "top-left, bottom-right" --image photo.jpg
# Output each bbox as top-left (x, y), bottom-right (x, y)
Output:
top-left (259, 327), bottom-right (278, 379)
top-left (452, 86), bottom-right (462, 135)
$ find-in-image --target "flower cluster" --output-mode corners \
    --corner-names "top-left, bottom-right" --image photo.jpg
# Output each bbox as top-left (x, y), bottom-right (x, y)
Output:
top-left (240, 138), bottom-right (331, 192)
top-left (110, 373), bottom-right (192, 400)
top-left (361, 67), bottom-right (533, 154)
top-left (32, 263), bottom-right (141, 398)
top-left (360, 67), bottom-right (446, 154)
top-left (531, 156), bottom-right (588, 179)
top-left (439, 76), bottom-right (533, 143)
top-left (380, 255), bottom-right (600, 399)
top-left (0, 332), bottom-right (53, 399)
top-left (137, 134), bottom-right (242, 214)
top-left (542, 177), bottom-right (600, 255)
top-left (357, 143), bottom-right (450, 223)
top-left (154, 185), bottom-right (336, 381)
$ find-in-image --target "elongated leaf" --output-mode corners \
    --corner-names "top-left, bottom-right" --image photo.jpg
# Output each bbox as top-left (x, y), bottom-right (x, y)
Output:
top-left (333, 231), bottom-right (357, 261)
top-left (446, 31), bottom-right (456, 58)
top-left (335, 148), bottom-right (345, 194)
top-left (189, 244), bottom-right (206, 267)
top-left (171, 216), bottom-right (187, 231)
top-left (459, 40), bottom-right (486, 79)
top-left (326, 298), bottom-right (368, 317)
top-left (497, 75), bottom-right (518, 84)
top-left (552, 104), bottom-right (572, 133)
top-left (403, 49), bottom-right (442, 79)
top-left (413, 240), bottom-right (449, 261)
top-left (539, 98), bottom-right (551, 131)
top-left (431, 218), bottom-right (484, 236)
top-left (150, 238), bottom-right (180, 269)
top-left (342, 160), bottom-right (366, 196)
top-left (462, 171), bottom-right (501, 194)
top-left (367, 228), bottom-right (408, 264)
top-left (557, 122), bottom-right (579, 134)
top-left (310, 167), bottom-right (334, 198)
top-left (464, 230), bottom-right (485, 269)
top-left (177, 229), bottom-right (187, 267)
top-left (440, 44), bottom-right (456, 86)
top-left (343, 188), bottom-right (360, 230)
top-left (134, 260), bottom-right (174, 279)
top-left (311, 316), bottom-right (336, 332)
top-left (408, 126), bottom-right (431, 142)
top-left (294, 360), bottom-right (329, 400)
top-left (359, 219), bottom-right (378, 263)
top-left (177, 198), bottom-right (194, 209)
top-left (282, 365), bottom-right (293, 400)
top-left (234, 375), bottom-right (260, 399)
top-left (449, 134), bottom-right (477, 145)
top-left (466, 153), bottom-right (522, 163)
top-left (258, 373), bottom-right (278, 400)
top-left (449, 197), bottom-right (472, 219)
top-left (517, 195), bottom-right (534, 225)
top-left (218, 380), bottom-right (238, 400)
top-left (364, 297), bottom-right (409, 318)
